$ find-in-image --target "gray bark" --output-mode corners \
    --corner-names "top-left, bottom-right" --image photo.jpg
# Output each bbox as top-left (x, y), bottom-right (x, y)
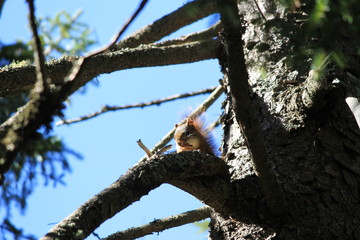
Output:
top-left (210, 0), bottom-right (360, 239)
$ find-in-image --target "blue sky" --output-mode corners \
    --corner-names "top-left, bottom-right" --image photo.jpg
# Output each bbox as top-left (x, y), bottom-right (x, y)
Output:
top-left (1, 1), bottom-right (223, 239)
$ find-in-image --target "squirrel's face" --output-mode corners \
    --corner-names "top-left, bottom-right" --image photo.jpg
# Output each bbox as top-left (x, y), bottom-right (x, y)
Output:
top-left (174, 123), bottom-right (201, 150)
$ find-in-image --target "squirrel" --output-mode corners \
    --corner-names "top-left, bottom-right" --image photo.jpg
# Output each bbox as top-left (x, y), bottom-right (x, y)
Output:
top-left (174, 116), bottom-right (217, 156)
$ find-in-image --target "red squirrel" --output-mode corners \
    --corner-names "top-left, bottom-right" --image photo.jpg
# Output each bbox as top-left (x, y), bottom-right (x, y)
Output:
top-left (174, 116), bottom-right (217, 156)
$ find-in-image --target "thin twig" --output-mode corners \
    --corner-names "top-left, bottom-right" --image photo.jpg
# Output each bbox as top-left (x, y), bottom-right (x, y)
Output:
top-left (137, 139), bottom-right (152, 157)
top-left (57, 87), bottom-right (217, 126)
top-left (138, 141), bottom-right (173, 158)
top-left (207, 115), bottom-right (222, 132)
top-left (154, 21), bottom-right (222, 47)
top-left (85, 0), bottom-right (149, 57)
top-left (155, 145), bottom-right (172, 155)
top-left (135, 85), bottom-right (224, 166)
top-left (102, 206), bottom-right (211, 240)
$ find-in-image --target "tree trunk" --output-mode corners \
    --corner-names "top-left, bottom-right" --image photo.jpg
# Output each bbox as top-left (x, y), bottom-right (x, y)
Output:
top-left (210, 0), bottom-right (360, 239)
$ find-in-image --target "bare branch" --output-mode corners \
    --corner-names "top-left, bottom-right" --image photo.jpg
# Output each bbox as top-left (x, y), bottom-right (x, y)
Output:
top-left (217, 0), bottom-right (287, 216)
top-left (115, 0), bottom-right (218, 49)
top-left (103, 206), bottom-right (211, 240)
top-left (207, 115), bottom-right (222, 131)
top-left (137, 139), bottom-right (152, 157)
top-left (154, 21), bottom-right (222, 47)
top-left (137, 139), bottom-right (172, 158)
top-left (155, 145), bottom-right (172, 155)
top-left (0, 39), bottom-right (220, 97)
top-left (41, 151), bottom-right (228, 240)
top-left (135, 84), bottom-right (224, 165)
top-left (57, 87), bottom-right (217, 125)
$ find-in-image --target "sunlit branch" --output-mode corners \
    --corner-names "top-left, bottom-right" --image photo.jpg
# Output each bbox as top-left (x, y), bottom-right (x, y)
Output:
top-left (103, 206), bottom-right (211, 240)
top-left (207, 115), bottom-right (222, 132)
top-left (154, 21), bottom-right (222, 47)
top-left (0, 39), bottom-right (220, 97)
top-left (115, 0), bottom-right (218, 49)
top-left (137, 139), bottom-right (152, 157)
top-left (56, 87), bottom-right (217, 126)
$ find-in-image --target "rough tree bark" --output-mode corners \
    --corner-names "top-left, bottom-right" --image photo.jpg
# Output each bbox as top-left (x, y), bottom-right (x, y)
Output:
top-left (210, 0), bottom-right (360, 240)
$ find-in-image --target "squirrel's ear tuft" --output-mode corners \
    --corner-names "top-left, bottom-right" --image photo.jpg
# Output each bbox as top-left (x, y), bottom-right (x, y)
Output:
top-left (175, 124), bottom-right (179, 128)
top-left (186, 118), bottom-right (194, 125)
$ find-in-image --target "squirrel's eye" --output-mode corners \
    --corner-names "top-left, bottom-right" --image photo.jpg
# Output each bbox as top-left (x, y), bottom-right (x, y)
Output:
top-left (184, 130), bottom-right (189, 136)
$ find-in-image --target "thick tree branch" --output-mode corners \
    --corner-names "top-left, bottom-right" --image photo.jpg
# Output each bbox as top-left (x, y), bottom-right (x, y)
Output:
top-left (41, 152), bottom-right (228, 240)
top-left (169, 176), bottom-right (235, 219)
top-left (57, 86), bottom-right (217, 126)
top-left (217, 0), bottom-right (287, 216)
top-left (0, 39), bottom-right (219, 97)
top-left (170, 174), bottom-right (263, 223)
top-left (103, 206), bottom-right (211, 240)
top-left (115, 0), bottom-right (218, 49)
